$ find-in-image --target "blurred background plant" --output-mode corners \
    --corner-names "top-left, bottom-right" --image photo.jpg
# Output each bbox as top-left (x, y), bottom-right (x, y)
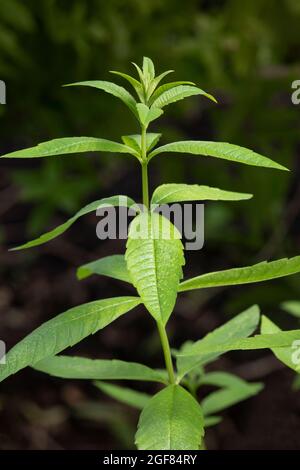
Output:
top-left (1, 0), bottom-right (300, 450)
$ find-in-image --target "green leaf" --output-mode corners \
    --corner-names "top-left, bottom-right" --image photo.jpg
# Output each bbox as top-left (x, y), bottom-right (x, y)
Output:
top-left (281, 301), bottom-right (300, 319)
top-left (293, 375), bottom-right (300, 390)
top-left (151, 184), bottom-right (252, 205)
top-left (204, 415), bottom-right (222, 427)
top-left (136, 103), bottom-right (149, 125)
top-left (77, 254), bottom-right (130, 282)
top-left (149, 141), bottom-right (288, 171)
top-left (179, 329), bottom-right (300, 358)
top-left (146, 71), bottom-right (175, 100)
top-left (150, 85), bottom-right (217, 109)
top-left (136, 103), bottom-right (163, 126)
top-left (143, 57), bottom-right (155, 82)
top-left (109, 71), bottom-right (144, 101)
top-left (95, 381), bottom-right (151, 410)
top-left (200, 372), bottom-right (263, 416)
top-left (176, 305), bottom-right (260, 378)
top-left (33, 355), bottom-right (166, 383)
top-left (64, 81), bottom-right (138, 118)
top-left (135, 384), bottom-right (204, 450)
top-left (179, 256), bottom-right (300, 292)
top-left (11, 195), bottom-right (137, 251)
top-left (132, 62), bottom-right (144, 85)
top-left (147, 107), bottom-right (164, 124)
top-left (125, 212), bottom-right (185, 325)
top-left (0, 137), bottom-right (137, 159)
top-left (121, 133), bottom-right (161, 153)
top-left (0, 296), bottom-right (141, 383)
top-left (261, 316), bottom-right (300, 372)
top-left (149, 81), bottom-right (195, 105)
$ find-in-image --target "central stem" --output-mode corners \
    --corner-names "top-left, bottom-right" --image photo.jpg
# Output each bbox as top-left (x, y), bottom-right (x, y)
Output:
top-left (141, 162), bottom-right (149, 210)
top-left (141, 125), bottom-right (149, 210)
top-left (157, 322), bottom-right (176, 384)
top-left (140, 124), bottom-right (175, 385)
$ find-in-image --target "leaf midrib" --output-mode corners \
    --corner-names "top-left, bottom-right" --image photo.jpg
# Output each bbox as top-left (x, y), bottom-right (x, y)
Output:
top-left (150, 222), bottom-right (164, 323)
top-left (168, 386), bottom-right (176, 449)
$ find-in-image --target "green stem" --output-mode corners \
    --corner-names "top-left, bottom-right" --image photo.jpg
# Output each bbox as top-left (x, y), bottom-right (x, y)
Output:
top-left (141, 125), bottom-right (149, 210)
top-left (157, 322), bottom-right (175, 384)
top-left (141, 162), bottom-right (149, 210)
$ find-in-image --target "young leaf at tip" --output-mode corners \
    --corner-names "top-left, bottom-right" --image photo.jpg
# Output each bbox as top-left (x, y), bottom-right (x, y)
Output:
top-left (109, 70), bottom-right (144, 102)
top-left (146, 70), bottom-right (175, 100)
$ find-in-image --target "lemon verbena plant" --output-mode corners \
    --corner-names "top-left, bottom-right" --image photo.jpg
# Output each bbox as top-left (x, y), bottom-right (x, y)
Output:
top-left (2, 57), bottom-right (300, 450)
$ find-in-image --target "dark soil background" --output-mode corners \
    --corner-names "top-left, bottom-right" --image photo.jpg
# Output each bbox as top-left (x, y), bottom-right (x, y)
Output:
top-left (1, 0), bottom-right (300, 450)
